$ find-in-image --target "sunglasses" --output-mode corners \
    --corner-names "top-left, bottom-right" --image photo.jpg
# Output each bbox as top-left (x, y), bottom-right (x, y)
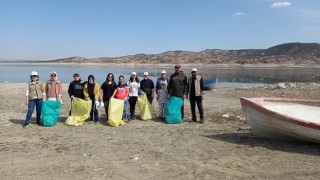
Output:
top-left (191, 71), bottom-right (196, 73)
top-left (51, 74), bottom-right (56, 77)
top-left (32, 75), bottom-right (38, 77)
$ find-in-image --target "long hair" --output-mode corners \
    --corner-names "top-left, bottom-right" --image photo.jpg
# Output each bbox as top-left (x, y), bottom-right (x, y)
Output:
top-left (129, 75), bottom-right (139, 83)
top-left (106, 73), bottom-right (115, 83)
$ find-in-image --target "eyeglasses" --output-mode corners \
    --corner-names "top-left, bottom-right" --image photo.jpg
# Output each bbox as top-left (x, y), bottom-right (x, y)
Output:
top-left (51, 74), bottom-right (56, 77)
top-left (32, 75), bottom-right (38, 77)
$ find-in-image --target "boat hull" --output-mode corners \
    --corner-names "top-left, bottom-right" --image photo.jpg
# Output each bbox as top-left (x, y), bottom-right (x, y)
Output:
top-left (240, 98), bottom-right (320, 143)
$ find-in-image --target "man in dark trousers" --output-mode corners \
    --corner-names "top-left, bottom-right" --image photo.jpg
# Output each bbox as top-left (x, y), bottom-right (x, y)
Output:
top-left (68, 73), bottom-right (85, 116)
top-left (187, 68), bottom-right (205, 123)
top-left (167, 65), bottom-right (188, 120)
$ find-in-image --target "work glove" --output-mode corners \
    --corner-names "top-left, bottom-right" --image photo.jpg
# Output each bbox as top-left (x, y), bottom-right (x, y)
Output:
top-left (99, 101), bottom-right (104, 108)
top-left (95, 101), bottom-right (99, 107)
top-left (71, 95), bottom-right (74, 99)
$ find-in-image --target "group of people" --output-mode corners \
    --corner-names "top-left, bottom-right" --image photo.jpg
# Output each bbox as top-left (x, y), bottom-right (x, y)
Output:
top-left (24, 65), bottom-right (205, 127)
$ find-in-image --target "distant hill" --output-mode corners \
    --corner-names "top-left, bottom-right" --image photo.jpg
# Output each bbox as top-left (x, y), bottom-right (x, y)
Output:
top-left (2, 42), bottom-right (320, 65)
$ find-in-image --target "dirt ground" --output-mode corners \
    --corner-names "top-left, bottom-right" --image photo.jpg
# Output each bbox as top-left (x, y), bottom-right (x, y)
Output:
top-left (0, 82), bottom-right (319, 180)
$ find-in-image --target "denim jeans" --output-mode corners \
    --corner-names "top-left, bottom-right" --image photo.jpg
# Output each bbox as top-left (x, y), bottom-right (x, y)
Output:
top-left (25, 98), bottom-right (43, 124)
top-left (123, 99), bottom-right (131, 121)
top-left (90, 99), bottom-right (99, 121)
top-left (147, 95), bottom-right (153, 104)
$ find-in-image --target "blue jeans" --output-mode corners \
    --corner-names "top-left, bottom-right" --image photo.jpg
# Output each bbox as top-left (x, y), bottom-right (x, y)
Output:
top-left (123, 100), bottom-right (131, 121)
top-left (25, 98), bottom-right (43, 124)
top-left (147, 95), bottom-right (153, 104)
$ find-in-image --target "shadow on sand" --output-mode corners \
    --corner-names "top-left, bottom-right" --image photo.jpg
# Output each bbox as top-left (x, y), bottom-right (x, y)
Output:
top-left (205, 132), bottom-right (320, 155)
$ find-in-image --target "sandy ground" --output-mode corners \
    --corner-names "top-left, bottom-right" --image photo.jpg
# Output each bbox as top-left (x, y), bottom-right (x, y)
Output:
top-left (0, 82), bottom-right (320, 180)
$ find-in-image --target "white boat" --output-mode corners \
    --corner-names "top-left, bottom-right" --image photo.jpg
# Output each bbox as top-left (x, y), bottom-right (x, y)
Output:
top-left (240, 97), bottom-right (320, 143)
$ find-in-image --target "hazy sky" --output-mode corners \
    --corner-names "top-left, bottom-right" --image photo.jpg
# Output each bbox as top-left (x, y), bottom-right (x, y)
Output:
top-left (0, 0), bottom-right (319, 60)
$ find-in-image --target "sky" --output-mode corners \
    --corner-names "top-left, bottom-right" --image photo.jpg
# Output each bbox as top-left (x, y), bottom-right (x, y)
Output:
top-left (0, 0), bottom-right (320, 60)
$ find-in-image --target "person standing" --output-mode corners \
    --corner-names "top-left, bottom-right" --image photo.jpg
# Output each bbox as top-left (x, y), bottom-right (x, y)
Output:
top-left (156, 70), bottom-right (169, 100)
top-left (167, 65), bottom-right (187, 120)
top-left (187, 68), bottom-right (205, 123)
top-left (100, 73), bottom-right (117, 121)
top-left (45, 71), bottom-right (63, 102)
top-left (83, 75), bottom-right (100, 123)
top-left (24, 71), bottom-right (46, 127)
top-left (112, 75), bottom-right (131, 121)
top-left (140, 72), bottom-right (155, 104)
top-left (157, 81), bottom-right (168, 121)
top-left (68, 73), bottom-right (85, 115)
top-left (127, 72), bottom-right (140, 120)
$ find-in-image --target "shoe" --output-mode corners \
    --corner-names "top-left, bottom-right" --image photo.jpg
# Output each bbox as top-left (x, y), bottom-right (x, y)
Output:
top-left (94, 121), bottom-right (98, 124)
top-left (36, 121), bottom-right (41, 125)
top-left (200, 119), bottom-right (204, 124)
top-left (23, 123), bottom-right (29, 127)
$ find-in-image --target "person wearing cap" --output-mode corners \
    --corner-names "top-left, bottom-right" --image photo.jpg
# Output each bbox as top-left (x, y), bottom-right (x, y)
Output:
top-left (140, 72), bottom-right (155, 104)
top-left (68, 73), bottom-right (85, 115)
top-left (24, 71), bottom-right (46, 127)
top-left (100, 73), bottom-right (117, 121)
top-left (157, 81), bottom-right (168, 121)
top-left (167, 64), bottom-right (188, 120)
top-left (127, 72), bottom-right (140, 120)
top-left (84, 74), bottom-right (101, 123)
top-left (156, 70), bottom-right (169, 98)
top-left (187, 68), bottom-right (205, 123)
top-left (45, 71), bottom-right (63, 102)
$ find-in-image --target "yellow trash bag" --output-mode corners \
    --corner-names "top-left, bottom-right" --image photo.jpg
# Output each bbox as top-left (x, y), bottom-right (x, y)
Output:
top-left (137, 94), bottom-right (155, 120)
top-left (108, 98), bottom-right (125, 127)
top-left (66, 97), bottom-right (92, 126)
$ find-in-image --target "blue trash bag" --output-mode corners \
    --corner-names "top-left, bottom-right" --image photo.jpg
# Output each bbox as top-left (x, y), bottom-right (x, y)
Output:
top-left (165, 96), bottom-right (183, 124)
top-left (41, 100), bottom-right (62, 127)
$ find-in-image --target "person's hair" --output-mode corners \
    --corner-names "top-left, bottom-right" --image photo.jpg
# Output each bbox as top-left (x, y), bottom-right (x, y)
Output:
top-left (118, 75), bottom-right (124, 85)
top-left (129, 75), bottom-right (139, 83)
top-left (106, 73), bottom-right (115, 83)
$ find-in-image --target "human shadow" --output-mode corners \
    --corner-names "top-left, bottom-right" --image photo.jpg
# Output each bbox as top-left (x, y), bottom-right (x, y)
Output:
top-left (205, 132), bottom-right (320, 156)
top-left (9, 119), bottom-right (25, 125)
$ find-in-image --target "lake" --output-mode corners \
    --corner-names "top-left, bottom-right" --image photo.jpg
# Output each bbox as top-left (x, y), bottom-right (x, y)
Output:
top-left (1, 64), bottom-right (319, 87)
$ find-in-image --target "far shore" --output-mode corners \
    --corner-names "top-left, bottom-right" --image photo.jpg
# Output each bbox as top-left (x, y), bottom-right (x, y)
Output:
top-left (1, 62), bottom-right (320, 68)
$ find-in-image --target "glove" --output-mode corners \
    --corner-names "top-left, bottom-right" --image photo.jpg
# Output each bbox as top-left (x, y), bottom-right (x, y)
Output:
top-left (99, 101), bottom-right (104, 108)
top-left (71, 95), bottom-right (74, 99)
top-left (95, 101), bottom-right (99, 107)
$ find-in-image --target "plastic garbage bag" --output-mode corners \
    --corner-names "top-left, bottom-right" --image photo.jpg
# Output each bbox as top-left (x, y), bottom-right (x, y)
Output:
top-left (108, 98), bottom-right (125, 127)
top-left (165, 96), bottom-right (183, 124)
top-left (137, 94), bottom-right (155, 120)
top-left (66, 97), bottom-right (92, 126)
top-left (41, 100), bottom-right (62, 126)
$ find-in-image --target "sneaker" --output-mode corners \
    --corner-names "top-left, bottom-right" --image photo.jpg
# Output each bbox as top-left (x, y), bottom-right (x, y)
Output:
top-left (36, 121), bottom-right (41, 125)
top-left (200, 119), bottom-right (204, 124)
top-left (23, 123), bottom-right (29, 128)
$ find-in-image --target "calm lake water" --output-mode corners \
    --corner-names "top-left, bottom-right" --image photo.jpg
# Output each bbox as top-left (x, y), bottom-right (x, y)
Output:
top-left (1, 64), bottom-right (320, 87)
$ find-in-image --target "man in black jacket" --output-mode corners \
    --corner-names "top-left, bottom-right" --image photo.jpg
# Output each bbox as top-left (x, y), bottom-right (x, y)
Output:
top-left (167, 65), bottom-right (188, 120)
top-left (68, 73), bottom-right (85, 115)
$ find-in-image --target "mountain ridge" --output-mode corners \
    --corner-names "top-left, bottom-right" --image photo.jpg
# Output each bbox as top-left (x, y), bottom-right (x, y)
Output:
top-left (2, 42), bottom-right (320, 65)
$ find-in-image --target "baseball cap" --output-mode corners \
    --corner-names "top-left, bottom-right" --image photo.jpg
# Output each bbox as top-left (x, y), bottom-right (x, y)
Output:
top-left (191, 68), bottom-right (197, 72)
top-left (143, 72), bottom-right (148, 76)
top-left (161, 70), bottom-right (166, 74)
top-left (132, 72), bottom-right (137, 75)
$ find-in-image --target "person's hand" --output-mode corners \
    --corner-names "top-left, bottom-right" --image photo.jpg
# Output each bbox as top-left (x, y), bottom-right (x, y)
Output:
top-left (25, 100), bottom-right (28, 105)
top-left (71, 95), bottom-right (74, 99)
top-left (58, 97), bottom-right (62, 102)
top-left (201, 95), bottom-right (204, 100)
top-left (183, 95), bottom-right (186, 99)
top-left (95, 101), bottom-right (99, 107)
top-left (142, 91), bottom-right (145, 95)
top-left (167, 94), bottom-right (170, 99)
